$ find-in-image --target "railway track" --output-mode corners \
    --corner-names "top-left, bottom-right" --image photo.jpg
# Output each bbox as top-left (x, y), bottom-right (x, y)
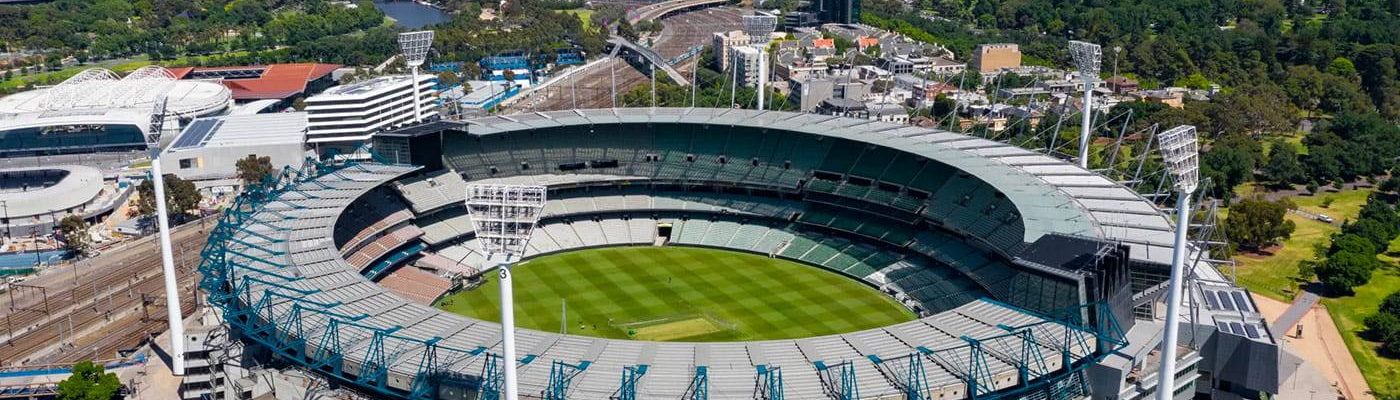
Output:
top-left (0, 222), bottom-right (208, 367)
top-left (516, 7), bottom-right (742, 112)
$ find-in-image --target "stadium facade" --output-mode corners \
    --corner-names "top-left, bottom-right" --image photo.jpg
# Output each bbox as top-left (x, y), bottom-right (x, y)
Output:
top-left (199, 108), bottom-right (1292, 399)
top-left (0, 66), bottom-right (233, 156)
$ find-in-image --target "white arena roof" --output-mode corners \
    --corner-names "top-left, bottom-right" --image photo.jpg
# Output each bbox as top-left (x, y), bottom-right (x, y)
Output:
top-left (0, 165), bottom-right (104, 219)
top-left (0, 66), bottom-right (232, 133)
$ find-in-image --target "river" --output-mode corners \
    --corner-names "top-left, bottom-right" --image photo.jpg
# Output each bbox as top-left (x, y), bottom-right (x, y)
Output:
top-left (373, 0), bottom-right (451, 29)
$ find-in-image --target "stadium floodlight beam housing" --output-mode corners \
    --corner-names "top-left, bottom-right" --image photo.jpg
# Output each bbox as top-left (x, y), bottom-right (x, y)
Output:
top-left (1069, 40), bottom-right (1102, 169)
top-left (1153, 125), bottom-right (1198, 400)
top-left (742, 14), bottom-right (778, 44)
top-left (741, 14), bottom-right (777, 110)
top-left (145, 96), bottom-right (186, 376)
top-left (464, 184), bottom-right (547, 400)
top-left (398, 31), bottom-right (435, 123)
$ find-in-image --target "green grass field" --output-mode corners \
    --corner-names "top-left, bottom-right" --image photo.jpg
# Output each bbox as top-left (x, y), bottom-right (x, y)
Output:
top-left (1229, 187), bottom-right (1400, 396)
top-left (435, 246), bottom-right (917, 342)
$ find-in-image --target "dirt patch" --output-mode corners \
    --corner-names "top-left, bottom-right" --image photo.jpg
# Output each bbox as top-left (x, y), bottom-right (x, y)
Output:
top-left (630, 316), bottom-right (728, 341)
top-left (1253, 293), bottom-right (1373, 400)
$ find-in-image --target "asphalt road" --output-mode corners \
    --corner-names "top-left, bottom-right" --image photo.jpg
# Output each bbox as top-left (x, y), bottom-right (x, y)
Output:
top-left (512, 7), bottom-right (743, 112)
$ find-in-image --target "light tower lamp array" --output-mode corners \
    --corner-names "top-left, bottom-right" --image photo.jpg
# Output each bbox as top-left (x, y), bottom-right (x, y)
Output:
top-left (1069, 40), bottom-right (1102, 169)
top-left (1153, 125), bottom-right (1200, 400)
top-left (464, 184), bottom-right (549, 400)
top-left (398, 30), bottom-right (435, 123)
top-left (741, 14), bottom-right (777, 110)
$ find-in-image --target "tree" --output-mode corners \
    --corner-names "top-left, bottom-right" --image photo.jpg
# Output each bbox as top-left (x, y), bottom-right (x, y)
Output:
top-left (136, 174), bottom-right (201, 221)
top-left (1382, 175), bottom-right (1400, 193)
top-left (1223, 197), bottom-right (1296, 251)
top-left (56, 361), bottom-right (121, 400)
top-left (1329, 233), bottom-right (1378, 256)
top-left (57, 215), bottom-right (89, 254)
top-left (1262, 140), bottom-right (1305, 185)
top-left (235, 154), bottom-right (274, 186)
top-left (1343, 218), bottom-right (1398, 251)
top-left (1316, 250), bottom-right (1379, 294)
top-left (437, 71), bottom-right (461, 88)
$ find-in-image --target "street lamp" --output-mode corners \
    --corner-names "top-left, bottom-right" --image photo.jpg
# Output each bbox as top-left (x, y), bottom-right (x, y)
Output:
top-left (1069, 40), bottom-right (1102, 169)
top-left (145, 96), bottom-right (187, 375)
top-left (464, 184), bottom-right (547, 400)
top-left (398, 31), bottom-right (435, 124)
top-left (1154, 125), bottom-right (1199, 400)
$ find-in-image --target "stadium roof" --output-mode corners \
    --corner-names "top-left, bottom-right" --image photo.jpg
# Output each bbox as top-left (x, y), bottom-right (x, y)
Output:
top-left (0, 66), bottom-right (232, 133)
top-left (0, 165), bottom-right (104, 218)
top-left (457, 108), bottom-right (1182, 267)
top-left (167, 63), bottom-right (340, 100)
top-left (165, 112), bottom-right (307, 152)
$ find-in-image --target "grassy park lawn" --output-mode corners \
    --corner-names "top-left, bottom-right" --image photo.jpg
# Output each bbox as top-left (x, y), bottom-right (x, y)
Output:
top-left (436, 246), bottom-right (916, 342)
top-left (1229, 187), bottom-right (1400, 395)
top-left (1232, 188), bottom-right (1372, 300)
top-left (556, 9), bottom-right (595, 30)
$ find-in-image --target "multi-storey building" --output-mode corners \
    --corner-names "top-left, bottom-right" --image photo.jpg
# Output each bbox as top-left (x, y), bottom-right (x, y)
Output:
top-left (303, 74), bottom-right (438, 147)
top-left (712, 30), bottom-right (752, 70)
top-left (971, 43), bottom-right (1022, 73)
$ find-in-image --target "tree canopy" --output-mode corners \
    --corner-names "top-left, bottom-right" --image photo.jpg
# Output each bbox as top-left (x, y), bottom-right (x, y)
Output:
top-left (1223, 197), bottom-right (1296, 251)
top-left (136, 173), bottom-right (202, 221)
top-left (235, 154), bottom-right (275, 186)
top-left (56, 361), bottom-right (121, 400)
top-left (57, 215), bottom-right (90, 254)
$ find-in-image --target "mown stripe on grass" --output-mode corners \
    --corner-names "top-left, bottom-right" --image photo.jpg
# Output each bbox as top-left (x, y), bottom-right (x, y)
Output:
top-left (436, 246), bottom-right (918, 341)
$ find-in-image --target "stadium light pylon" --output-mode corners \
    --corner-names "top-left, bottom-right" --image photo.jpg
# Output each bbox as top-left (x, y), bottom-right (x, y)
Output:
top-left (464, 184), bottom-right (547, 400)
top-left (1154, 125), bottom-right (1198, 400)
top-left (742, 14), bottom-right (776, 110)
top-left (146, 96), bottom-right (186, 375)
top-left (1069, 40), bottom-right (1101, 169)
top-left (398, 31), bottom-right (434, 123)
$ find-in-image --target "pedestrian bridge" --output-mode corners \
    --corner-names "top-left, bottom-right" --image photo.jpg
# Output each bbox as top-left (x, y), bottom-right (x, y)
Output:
top-left (608, 35), bottom-right (690, 87)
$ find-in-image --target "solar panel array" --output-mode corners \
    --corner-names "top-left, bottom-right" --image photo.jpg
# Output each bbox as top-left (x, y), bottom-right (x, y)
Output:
top-left (170, 118), bottom-right (223, 149)
top-left (1201, 288), bottom-right (1254, 313)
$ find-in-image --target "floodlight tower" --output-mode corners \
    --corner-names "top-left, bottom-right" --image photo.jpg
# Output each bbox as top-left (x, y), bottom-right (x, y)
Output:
top-left (145, 97), bottom-right (186, 375)
top-left (1153, 125), bottom-right (1199, 400)
top-left (464, 184), bottom-right (547, 400)
top-left (1069, 40), bottom-right (1102, 169)
top-left (742, 14), bottom-right (777, 110)
top-left (398, 31), bottom-right (435, 123)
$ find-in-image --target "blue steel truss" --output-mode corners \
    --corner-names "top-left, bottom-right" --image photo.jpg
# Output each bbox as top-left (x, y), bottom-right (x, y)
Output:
top-left (868, 352), bottom-right (929, 400)
top-left (545, 360), bottom-right (592, 400)
top-left (480, 353), bottom-right (503, 400)
top-left (815, 360), bottom-right (859, 400)
top-left (198, 156), bottom-right (501, 400)
top-left (612, 364), bottom-right (648, 400)
top-left (684, 366), bottom-right (708, 400)
top-left (754, 365), bottom-right (783, 400)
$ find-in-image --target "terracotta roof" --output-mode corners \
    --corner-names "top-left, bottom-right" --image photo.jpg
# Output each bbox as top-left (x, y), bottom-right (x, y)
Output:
top-left (169, 63), bottom-right (341, 100)
top-left (857, 36), bottom-right (880, 48)
top-left (812, 38), bottom-right (835, 48)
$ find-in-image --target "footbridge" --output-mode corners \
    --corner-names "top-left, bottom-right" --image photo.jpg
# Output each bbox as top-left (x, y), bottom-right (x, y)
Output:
top-left (608, 35), bottom-right (690, 86)
top-left (628, 0), bottom-right (730, 24)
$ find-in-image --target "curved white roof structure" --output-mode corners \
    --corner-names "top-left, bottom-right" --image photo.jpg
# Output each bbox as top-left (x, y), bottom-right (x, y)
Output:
top-left (0, 66), bottom-right (232, 137)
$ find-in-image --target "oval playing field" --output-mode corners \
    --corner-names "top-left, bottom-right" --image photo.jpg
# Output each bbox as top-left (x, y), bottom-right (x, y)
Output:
top-left (435, 246), bottom-right (917, 342)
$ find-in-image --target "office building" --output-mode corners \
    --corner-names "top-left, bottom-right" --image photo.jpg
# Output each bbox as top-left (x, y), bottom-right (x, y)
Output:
top-left (303, 74), bottom-right (438, 146)
top-left (162, 112), bottom-right (308, 189)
